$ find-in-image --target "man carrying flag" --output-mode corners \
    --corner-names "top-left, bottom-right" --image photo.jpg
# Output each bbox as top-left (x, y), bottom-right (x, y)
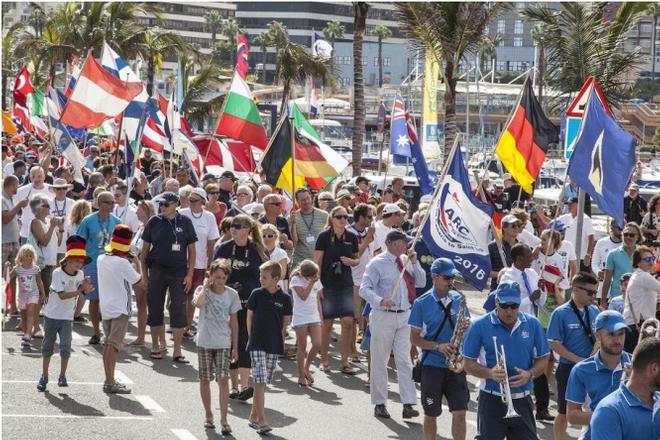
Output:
top-left (495, 77), bottom-right (559, 194)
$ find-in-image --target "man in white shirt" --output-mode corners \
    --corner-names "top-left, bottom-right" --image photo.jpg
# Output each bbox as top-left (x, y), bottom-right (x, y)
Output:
top-left (591, 219), bottom-right (623, 300)
top-left (512, 209), bottom-right (541, 249)
top-left (49, 178), bottom-right (76, 257)
top-left (372, 203), bottom-right (405, 254)
top-left (14, 166), bottom-right (52, 243)
top-left (500, 243), bottom-right (546, 316)
top-left (558, 197), bottom-right (595, 272)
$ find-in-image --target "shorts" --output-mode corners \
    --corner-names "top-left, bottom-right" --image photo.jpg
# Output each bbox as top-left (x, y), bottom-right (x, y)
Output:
top-left (83, 266), bottom-right (99, 301)
top-left (42, 317), bottom-right (73, 359)
top-left (198, 347), bottom-right (231, 381)
top-left (320, 285), bottom-right (354, 319)
top-left (293, 321), bottom-right (320, 329)
top-left (18, 290), bottom-right (40, 310)
top-left (250, 350), bottom-right (279, 384)
top-left (190, 268), bottom-right (206, 296)
top-left (146, 265), bottom-right (187, 328)
top-left (353, 285), bottom-right (364, 319)
top-left (421, 366), bottom-right (470, 417)
top-left (102, 314), bottom-right (130, 351)
top-left (555, 362), bottom-right (574, 414)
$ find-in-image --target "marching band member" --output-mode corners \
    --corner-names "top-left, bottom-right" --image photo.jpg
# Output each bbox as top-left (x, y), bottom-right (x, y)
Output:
top-left (546, 271), bottom-right (601, 440)
top-left (565, 310), bottom-right (631, 440)
top-left (408, 258), bottom-right (470, 440)
top-left (590, 337), bottom-right (660, 440)
top-left (462, 281), bottom-right (550, 439)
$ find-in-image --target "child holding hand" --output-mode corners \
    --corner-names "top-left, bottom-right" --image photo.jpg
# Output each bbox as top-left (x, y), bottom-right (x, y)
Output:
top-left (8, 245), bottom-right (45, 348)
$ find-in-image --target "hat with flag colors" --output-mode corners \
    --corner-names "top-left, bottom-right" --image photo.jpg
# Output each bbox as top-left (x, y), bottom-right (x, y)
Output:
top-left (60, 235), bottom-right (92, 266)
top-left (105, 225), bottom-right (134, 257)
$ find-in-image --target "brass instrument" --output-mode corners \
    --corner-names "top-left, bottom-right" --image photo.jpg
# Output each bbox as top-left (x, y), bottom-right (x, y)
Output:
top-left (492, 336), bottom-right (520, 419)
top-left (447, 293), bottom-right (468, 373)
top-left (638, 318), bottom-right (660, 343)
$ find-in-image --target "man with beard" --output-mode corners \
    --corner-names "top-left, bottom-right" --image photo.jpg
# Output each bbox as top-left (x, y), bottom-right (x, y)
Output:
top-left (565, 310), bottom-right (631, 440)
top-left (590, 337), bottom-right (660, 440)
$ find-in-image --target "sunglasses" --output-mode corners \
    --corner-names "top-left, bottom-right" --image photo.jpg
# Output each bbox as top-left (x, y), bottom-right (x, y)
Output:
top-left (333, 215), bottom-right (349, 220)
top-left (207, 191), bottom-right (219, 195)
top-left (441, 276), bottom-right (455, 281)
top-left (230, 224), bottom-right (246, 230)
top-left (575, 285), bottom-right (597, 296)
top-left (55, 188), bottom-right (67, 191)
top-left (40, 204), bottom-right (50, 209)
top-left (269, 202), bottom-right (282, 206)
top-left (499, 303), bottom-right (519, 310)
top-left (237, 193), bottom-right (250, 197)
top-left (623, 233), bottom-right (638, 238)
top-left (319, 198), bottom-right (333, 203)
top-left (262, 234), bottom-right (276, 239)
top-left (189, 198), bottom-right (202, 203)
top-left (642, 255), bottom-right (657, 263)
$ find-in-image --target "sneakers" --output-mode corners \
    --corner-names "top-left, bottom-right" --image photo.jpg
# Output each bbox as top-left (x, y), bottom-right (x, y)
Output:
top-left (88, 334), bottom-right (101, 345)
top-left (374, 404), bottom-right (390, 419)
top-left (103, 381), bottom-right (131, 394)
top-left (402, 404), bottom-right (419, 419)
top-left (37, 376), bottom-right (48, 392)
top-left (536, 410), bottom-right (555, 422)
top-left (236, 386), bottom-right (254, 401)
top-left (58, 375), bottom-right (68, 387)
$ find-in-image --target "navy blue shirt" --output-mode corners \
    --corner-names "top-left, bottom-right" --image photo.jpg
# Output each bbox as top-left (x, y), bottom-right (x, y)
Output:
top-left (142, 213), bottom-right (197, 277)
top-left (408, 289), bottom-right (469, 368)
top-left (246, 287), bottom-right (292, 354)
top-left (488, 239), bottom-right (514, 290)
top-left (547, 301), bottom-right (600, 365)
top-left (462, 310), bottom-right (550, 395)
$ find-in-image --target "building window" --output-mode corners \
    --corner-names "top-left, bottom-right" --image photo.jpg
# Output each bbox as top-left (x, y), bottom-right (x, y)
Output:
top-left (497, 20), bottom-right (505, 34)
top-left (383, 57), bottom-right (391, 67)
top-left (514, 20), bottom-right (523, 34)
top-left (497, 61), bottom-right (508, 71)
top-left (341, 77), bottom-right (351, 87)
top-left (374, 57), bottom-right (379, 67)
top-left (514, 37), bottom-right (523, 47)
top-left (498, 39), bottom-right (504, 47)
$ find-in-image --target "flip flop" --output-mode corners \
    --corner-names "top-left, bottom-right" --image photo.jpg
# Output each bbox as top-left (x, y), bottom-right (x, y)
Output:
top-left (319, 364), bottom-right (330, 372)
top-left (341, 366), bottom-right (357, 375)
top-left (204, 420), bottom-right (215, 429)
top-left (149, 351), bottom-right (163, 359)
top-left (221, 424), bottom-right (232, 435)
top-left (257, 425), bottom-right (272, 435)
top-left (173, 355), bottom-right (189, 364)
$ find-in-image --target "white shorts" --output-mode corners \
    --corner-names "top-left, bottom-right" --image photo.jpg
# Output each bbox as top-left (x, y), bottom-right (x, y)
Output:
top-left (18, 291), bottom-right (39, 310)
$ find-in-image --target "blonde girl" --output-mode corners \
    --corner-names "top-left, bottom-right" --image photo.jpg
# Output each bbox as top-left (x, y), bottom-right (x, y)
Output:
top-left (289, 260), bottom-right (323, 386)
top-left (9, 245), bottom-right (45, 347)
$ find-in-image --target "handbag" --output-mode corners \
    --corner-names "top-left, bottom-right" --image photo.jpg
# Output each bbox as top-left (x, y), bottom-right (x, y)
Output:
top-left (412, 302), bottom-right (453, 383)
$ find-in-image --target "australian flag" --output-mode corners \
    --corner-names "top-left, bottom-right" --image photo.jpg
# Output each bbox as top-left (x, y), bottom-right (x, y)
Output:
top-left (390, 93), bottom-right (436, 194)
top-left (422, 149), bottom-right (493, 289)
top-left (567, 86), bottom-right (636, 228)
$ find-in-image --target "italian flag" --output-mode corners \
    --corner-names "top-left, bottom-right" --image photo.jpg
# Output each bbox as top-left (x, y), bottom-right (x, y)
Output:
top-left (214, 72), bottom-right (268, 150)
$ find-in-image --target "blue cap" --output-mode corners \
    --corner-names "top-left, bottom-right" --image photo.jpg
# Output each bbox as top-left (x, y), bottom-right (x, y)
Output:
top-left (595, 310), bottom-right (629, 333)
top-left (495, 281), bottom-right (521, 305)
top-left (430, 258), bottom-right (460, 278)
top-left (546, 220), bottom-right (567, 232)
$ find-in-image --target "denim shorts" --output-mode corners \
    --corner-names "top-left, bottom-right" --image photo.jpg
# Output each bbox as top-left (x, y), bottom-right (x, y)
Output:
top-left (320, 285), bottom-right (354, 319)
top-left (42, 317), bottom-right (73, 359)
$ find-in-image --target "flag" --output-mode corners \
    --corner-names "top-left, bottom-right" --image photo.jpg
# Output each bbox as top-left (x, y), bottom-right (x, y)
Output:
top-left (2, 111), bottom-right (17, 133)
top-left (406, 109), bottom-right (436, 195)
top-left (421, 148), bottom-right (494, 289)
top-left (214, 72), bottom-right (268, 150)
top-left (60, 56), bottom-right (144, 129)
top-left (64, 59), bottom-right (81, 98)
top-left (390, 93), bottom-right (412, 157)
top-left (193, 135), bottom-right (256, 173)
top-left (566, 85), bottom-right (636, 228)
top-left (495, 78), bottom-right (559, 193)
top-left (48, 115), bottom-right (87, 183)
top-left (142, 116), bottom-right (169, 153)
top-left (12, 67), bottom-right (35, 134)
top-left (180, 147), bottom-right (201, 187)
top-left (309, 81), bottom-right (319, 117)
top-left (312, 33), bottom-right (333, 60)
top-left (236, 34), bottom-right (250, 80)
top-left (260, 104), bottom-right (349, 191)
top-left (29, 87), bottom-right (46, 116)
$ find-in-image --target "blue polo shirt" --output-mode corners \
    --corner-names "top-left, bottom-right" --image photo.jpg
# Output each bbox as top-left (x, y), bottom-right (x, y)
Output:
top-left (142, 213), bottom-right (197, 278)
top-left (462, 310), bottom-right (549, 395)
top-left (590, 382), bottom-right (660, 440)
top-left (408, 289), bottom-right (469, 368)
top-left (77, 212), bottom-right (122, 270)
top-left (565, 351), bottom-right (632, 440)
top-left (547, 301), bottom-right (599, 365)
top-left (605, 246), bottom-right (633, 299)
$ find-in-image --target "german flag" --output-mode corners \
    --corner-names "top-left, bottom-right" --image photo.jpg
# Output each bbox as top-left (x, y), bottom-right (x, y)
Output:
top-left (261, 104), bottom-right (349, 191)
top-left (495, 78), bottom-right (559, 193)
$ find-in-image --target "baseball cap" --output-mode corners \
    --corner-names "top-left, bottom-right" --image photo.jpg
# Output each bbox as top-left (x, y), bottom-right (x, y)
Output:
top-left (494, 179), bottom-right (504, 188)
top-left (546, 220), bottom-right (568, 232)
top-left (385, 230), bottom-right (409, 243)
top-left (382, 203), bottom-right (404, 216)
top-left (345, 184), bottom-right (359, 194)
top-left (566, 196), bottom-right (579, 204)
top-left (430, 258), bottom-right (460, 278)
top-left (501, 214), bottom-right (520, 225)
top-left (629, 183), bottom-right (639, 191)
top-left (201, 173), bottom-right (217, 182)
top-left (503, 173), bottom-right (512, 181)
top-left (594, 310), bottom-right (629, 333)
top-left (158, 191), bottom-right (179, 205)
top-left (335, 189), bottom-right (351, 200)
top-left (220, 170), bottom-right (237, 181)
top-left (190, 187), bottom-right (207, 202)
top-left (356, 176), bottom-right (370, 184)
top-left (495, 281), bottom-right (522, 305)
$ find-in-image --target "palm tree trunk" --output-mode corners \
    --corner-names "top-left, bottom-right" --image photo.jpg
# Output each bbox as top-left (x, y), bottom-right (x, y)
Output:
top-left (2, 75), bottom-right (7, 110)
top-left (443, 61), bottom-right (457, 164)
top-left (537, 42), bottom-right (544, 107)
top-left (352, 2), bottom-right (369, 175)
top-left (147, 58), bottom-right (155, 98)
top-left (378, 37), bottom-right (383, 87)
top-left (280, 81), bottom-right (290, 117)
top-left (261, 47), bottom-right (267, 83)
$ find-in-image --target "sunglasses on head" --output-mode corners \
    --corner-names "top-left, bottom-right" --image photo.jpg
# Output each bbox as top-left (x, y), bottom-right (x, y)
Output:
top-left (262, 234), bottom-right (276, 239)
top-left (499, 303), bottom-right (519, 310)
top-left (333, 215), bottom-right (349, 220)
top-left (575, 285), bottom-right (597, 296)
top-left (642, 255), bottom-right (657, 263)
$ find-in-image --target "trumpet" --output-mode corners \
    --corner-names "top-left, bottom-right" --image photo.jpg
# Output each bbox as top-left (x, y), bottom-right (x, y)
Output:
top-left (492, 336), bottom-right (520, 419)
top-left (638, 318), bottom-right (660, 343)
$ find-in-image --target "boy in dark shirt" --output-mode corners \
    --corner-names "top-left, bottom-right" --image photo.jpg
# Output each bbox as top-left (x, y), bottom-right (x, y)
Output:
top-left (246, 260), bottom-right (292, 435)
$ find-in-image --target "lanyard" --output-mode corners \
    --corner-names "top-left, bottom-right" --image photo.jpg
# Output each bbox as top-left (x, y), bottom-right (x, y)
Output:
top-left (570, 300), bottom-right (594, 344)
top-left (53, 198), bottom-right (67, 217)
top-left (166, 215), bottom-right (178, 243)
top-left (300, 210), bottom-right (315, 235)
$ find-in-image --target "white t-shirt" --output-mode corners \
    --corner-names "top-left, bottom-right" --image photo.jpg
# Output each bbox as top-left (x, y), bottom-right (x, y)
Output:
top-left (558, 213), bottom-right (594, 260)
top-left (31, 217), bottom-right (59, 266)
top-left (179, 208), bottom-right (220, 269)
top-left (524, 221), bottom-right (534, 234)
top-left (371, 220), bottom-right (393, 254)
top-left (3, 161), bottom-right (15, 177)
top-left (113, 203), bottom-right (141, 235)
top-left (518, 229), bottom-right (541, 249)
top-left (592, 237), bottom-right (622, 299)
top-left (531, 251), bottom-right (570, 290)
top-left (97, 254), bottom-right (141, 319)
top-left (267, 245), bottom-right (289, 290)
top-left (44, 267), bottom-right (84, 320)
top-left (623, 268), bottom-right (660, 325)
top-left (556, 240), bottom-right (577, 278)
top-left (289, 275), bottom-right (322, 327)
top-left (15, 184), bottom-right (53, 238)
top-left (346, 224), bottom-right (370, 285)
top-left (52, 197), bottom-right (75, 253)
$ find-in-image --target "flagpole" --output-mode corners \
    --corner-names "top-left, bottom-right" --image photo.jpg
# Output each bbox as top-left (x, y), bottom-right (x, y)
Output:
top-left (385, 136), bottom-right (460, 301)
top-left (290, 114), bottom-right (296, 202)
top-left (472, 169), bottom-right (508, 271)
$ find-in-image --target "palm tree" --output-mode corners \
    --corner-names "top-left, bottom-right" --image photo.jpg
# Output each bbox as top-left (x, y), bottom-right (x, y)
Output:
top-left (371, 24), bottom-right (392, 87)
top-left (222, 18), bottom-right (240, 67)
top-left (204, 10), bottom-right (223, 46)
top-left (352, 2), bottom-right (369, 175)
top-left (266, 21), bottom-right (289, 85)
top-left (180, 59), bottom-right (231, 126)
top-left (522, 3), bottom-right (649, 109)
top-left (2, 23), bottom-right (27, 110)
top-left (132, 28), bottom-right (188, 97)
top-left (276, 41), bottom-right (332, 111)
top-left (396, 2), bottom-right (508, 162)
top-left (476, 34), bottom-right (499, 75)
top-left (252, 33), bottom-right (269, 83)
top-left (323, 19), bottom-right (345, 50)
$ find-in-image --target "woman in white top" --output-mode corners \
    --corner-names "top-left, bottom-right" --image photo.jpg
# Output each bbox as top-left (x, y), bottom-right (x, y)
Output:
top-left (28, 194), bottom-right (61, 337)
top-left (262, 223), bottom-right (289, 290)
top-left (623, 245), bottom-right (660, 353)
top-left (128, 200), bottom-right (156, 347)
top-left (67, 200), bottom-right (92, 322)
top-left (289, 259), bottom-right (323, 387)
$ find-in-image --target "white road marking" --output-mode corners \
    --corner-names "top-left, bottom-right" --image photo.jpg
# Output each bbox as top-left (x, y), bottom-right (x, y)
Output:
top-left (71, 331), bottom-right (86, 341)
top-left (3, 380), bottom-right (104, 385)
top-left (115, 370), bottom-right (133, 384)
top-left (2, 352), bottom-right (81, 358)
top-left (2, 414), bottom-right (153, 420)
top-left (134, 395), bottom-right (165, 413)
top-left (171, 429), bottom-right (199, 440)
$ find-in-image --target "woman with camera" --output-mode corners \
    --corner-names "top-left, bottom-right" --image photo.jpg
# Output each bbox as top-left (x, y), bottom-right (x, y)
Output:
top-left (213, 214), bottom-right (267, 401)
top-left (314, 206), bottom-right (360, 375)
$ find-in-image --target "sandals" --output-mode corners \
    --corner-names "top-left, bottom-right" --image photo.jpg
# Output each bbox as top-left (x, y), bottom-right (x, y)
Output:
top-left (257, 425), bottom-right (272, 435)
top-left (204, 419), bottom-right (215, 429)
top-left (351, 356), bottom-right (362, 364)
top-left (248, 420), bottom-right (260, 430)
top-left (341, 366), bottom-right (357, 375)
top-left (149, 351), bottom-right (163, 359)
top-left (319, 364), bottom-right (330, 372)
top-left (305, 373), bottom-right (315, 385)
top-left (173, 355), bottom-right (189, 364)
top-left (221, 424), bottom-right (232, 435)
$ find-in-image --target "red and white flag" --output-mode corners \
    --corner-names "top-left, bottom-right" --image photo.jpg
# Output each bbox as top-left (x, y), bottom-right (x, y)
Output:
top-left (193, 135), bottom-right (256, 173)
top-left (59, 56), bottom-right (144, 129)
top-left (141, 116), bottom-right (169, 153)
top-left (12, 67), bottom-right (36, 133)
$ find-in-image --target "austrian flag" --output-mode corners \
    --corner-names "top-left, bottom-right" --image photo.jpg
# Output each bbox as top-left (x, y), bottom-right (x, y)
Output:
top-left (60, 57), bottom-right (143, 129)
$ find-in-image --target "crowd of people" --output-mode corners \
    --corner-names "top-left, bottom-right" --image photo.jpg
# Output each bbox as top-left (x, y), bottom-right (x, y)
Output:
top-left (2, 131), bottom-right (660, 439)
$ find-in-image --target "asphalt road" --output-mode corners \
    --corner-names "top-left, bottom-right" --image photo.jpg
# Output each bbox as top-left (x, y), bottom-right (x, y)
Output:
top-left (2, 288), bottom-right (582, 440)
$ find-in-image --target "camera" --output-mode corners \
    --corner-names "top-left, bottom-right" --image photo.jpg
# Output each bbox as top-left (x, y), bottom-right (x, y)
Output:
top-left (331, 261), bottom-right (342, 275)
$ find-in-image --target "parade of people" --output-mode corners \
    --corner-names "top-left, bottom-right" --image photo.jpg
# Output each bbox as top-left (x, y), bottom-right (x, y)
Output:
top-left (1, 2), bottom-right (660, 439)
